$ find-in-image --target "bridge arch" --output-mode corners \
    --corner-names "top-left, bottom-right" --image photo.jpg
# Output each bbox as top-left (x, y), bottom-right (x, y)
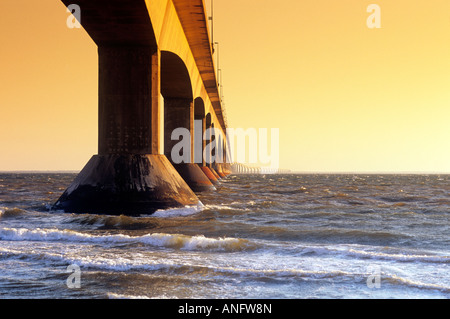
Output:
top-left (161, 51), bottom-right (193, 100)
top-left (161, 52), bottom-right (216, 191)
top-left (205, 113), bottom-right (212, 130)
top-left (194, 97), bottom-right (206, 119)
top-left (161, 51), bottom-right (193, 161)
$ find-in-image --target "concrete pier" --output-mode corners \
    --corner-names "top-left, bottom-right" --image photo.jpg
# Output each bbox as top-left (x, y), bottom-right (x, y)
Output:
top-left (173, 163), bottom-right (217, 192)
top-left (55, 43), bottom-right (201, 214)
top-left (201, 166), bottom-right (220, 185)
top-left (54, 0), bottom-right (229, 215)
top-left (54, 155), bottom-right (199, 215)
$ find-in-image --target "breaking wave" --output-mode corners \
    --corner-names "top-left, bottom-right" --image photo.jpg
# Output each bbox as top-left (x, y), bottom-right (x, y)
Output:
top-left (0, 227), bottom-right (256, 252)
top-left (152, 204), bottom-right (205, 218)
top-left (0, 207), bottom-right (27, 218)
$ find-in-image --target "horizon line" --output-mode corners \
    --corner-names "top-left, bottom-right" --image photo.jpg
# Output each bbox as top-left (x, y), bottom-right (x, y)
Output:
top-left (1, 169), bottom-right (450, 175)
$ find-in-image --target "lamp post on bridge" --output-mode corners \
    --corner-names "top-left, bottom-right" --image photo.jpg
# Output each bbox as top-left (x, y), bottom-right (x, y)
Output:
top-left (209, 0), bottom-right (215, 52)
top-left (214, 41), bottom-right (220, 84)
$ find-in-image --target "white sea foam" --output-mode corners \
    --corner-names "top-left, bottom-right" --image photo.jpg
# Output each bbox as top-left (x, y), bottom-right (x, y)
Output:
top-left (0, 227), bottom-right (254, 252)
top-left (2, 243), bottom-right (449, 295)
top-left (384, 274), bottom-right (450, 293)
top-left (204, 204), bottom-right (236, 211)
top-left (152, 203), bottom-right (204, 218)
top-left (0, 246), bottom-right (179, 272)
top-left (344, 248), bottom-right (450, 263)
top-left (287, 242), bottom-right (450, 264)
top-left (0, 244), bottom-right (357, 279)
top-left (210, 265), bottom-right (356, 280)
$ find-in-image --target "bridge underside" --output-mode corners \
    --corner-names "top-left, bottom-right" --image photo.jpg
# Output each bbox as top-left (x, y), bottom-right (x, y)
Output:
top-left (54, 0), bottom-right (230, 215)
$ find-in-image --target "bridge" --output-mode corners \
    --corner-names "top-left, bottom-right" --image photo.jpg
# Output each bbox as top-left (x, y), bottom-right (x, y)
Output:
top-left (54, 0), bottom-right (232, 215)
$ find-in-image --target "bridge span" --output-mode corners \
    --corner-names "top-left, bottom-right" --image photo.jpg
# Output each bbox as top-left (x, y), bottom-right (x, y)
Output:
top-left (54, 0), bottom-right (232, 215)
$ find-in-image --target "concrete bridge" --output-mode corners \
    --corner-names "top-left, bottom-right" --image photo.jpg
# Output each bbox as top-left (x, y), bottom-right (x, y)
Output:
top-left (54, 0), bottom-right (232, 215)
top-left (231, 163), bottom-right (261, 175)
top-left (231, 163), bottom-right (292, 175)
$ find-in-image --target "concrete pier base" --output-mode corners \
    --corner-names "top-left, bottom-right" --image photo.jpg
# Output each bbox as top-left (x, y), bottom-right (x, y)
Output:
top-left (54, 155), bottom-right (200, 215)
top-left (214, 164), bottom-right (226, 178)
top-left (173, 163), bottom-right (216, 192)
top-left (210, 167), bottom-right (222, 180)
top-left (201, 166), bottom-right (220, 185)
top-left (222, 163), bottom-right (232, 176)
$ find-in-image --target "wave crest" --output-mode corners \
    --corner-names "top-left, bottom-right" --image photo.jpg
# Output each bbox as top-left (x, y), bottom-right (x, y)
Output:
top-left (0, 227), bottom-right (255, 252)
top-left (0, 207), bottom-right (27, 218)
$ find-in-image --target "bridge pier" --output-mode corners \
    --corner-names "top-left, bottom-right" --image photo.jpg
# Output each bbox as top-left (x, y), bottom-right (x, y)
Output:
top-left (207, 124), bottom-right (224, 181)
top-left (214, 163), bottom-right (226, 178)
top-left (201, 166), bottom-right (219, 184)
top-left (163, 96), bottom-right (215, 193)
top-left (55, 45), bottom-right (200, 215)
top-left (54, 154), bottom-right (198, 215)
top-left (214, 138), bottom-right (231, 177)
top-left (209, 166), bottom-right (221, 180)
top-left (222, 163), bottom-right (232, 176)
top-left (53, 0), bottom-right (230, 215)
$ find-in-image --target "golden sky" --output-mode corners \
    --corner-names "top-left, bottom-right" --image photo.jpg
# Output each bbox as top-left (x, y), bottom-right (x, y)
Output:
top-left (1, 0), bottom-right (450, 173)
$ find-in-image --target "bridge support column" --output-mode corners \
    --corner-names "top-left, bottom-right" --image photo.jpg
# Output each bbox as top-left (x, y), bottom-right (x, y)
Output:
top-left (214, 163), bottom-right (226, 178)
top-left (201, 166), bottom-right (220, 185)
top-left (54, 46), bottom-right (200, 215)
top-left (164, 99), bottom-right (215, 192)
top-left (199, 116), bottom-right (219, 185)
top-left (54, 154), bottom-right (199, 215)
top-left (206, 125), bottom-right (222, 180)
top-left (221, 142), bottom-right (231, 176)
top-left (213, 139), bottom-right (228, 178)
top-left (223, 163), bottom-right (232, 176)
top-left (209, 166), bottom-right (221, 180)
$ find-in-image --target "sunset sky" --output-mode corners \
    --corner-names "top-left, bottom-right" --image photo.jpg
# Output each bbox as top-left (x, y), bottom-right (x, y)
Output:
top-left (1, 0), bottom-right (450, 173)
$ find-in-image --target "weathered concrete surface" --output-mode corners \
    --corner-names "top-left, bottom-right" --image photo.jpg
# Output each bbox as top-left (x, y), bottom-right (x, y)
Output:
top-left (220, 163), bottom-right (232, 176)
top-left (98, 45), bottom-right (155, 155)
top-left (173, 163), bottom-right (216, 192)
top-left (201, 166), bottom-right (220, 185)
top-left (54, 155), bottom-right (199, 215)
top-left (214, 163), bottom-right (226, 178)
top-left (209, 167), bottom-right (222, 180)
top-left (163, 98), bottom-right (192, 159)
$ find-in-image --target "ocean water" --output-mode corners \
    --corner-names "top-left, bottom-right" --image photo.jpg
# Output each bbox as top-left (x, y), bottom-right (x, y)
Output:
top-left (0, 173), bottom-right (449, 299)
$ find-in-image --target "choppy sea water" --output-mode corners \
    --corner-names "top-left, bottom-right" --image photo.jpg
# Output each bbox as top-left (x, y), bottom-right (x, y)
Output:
top-left (0, 173), bottom-right (449, 299)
